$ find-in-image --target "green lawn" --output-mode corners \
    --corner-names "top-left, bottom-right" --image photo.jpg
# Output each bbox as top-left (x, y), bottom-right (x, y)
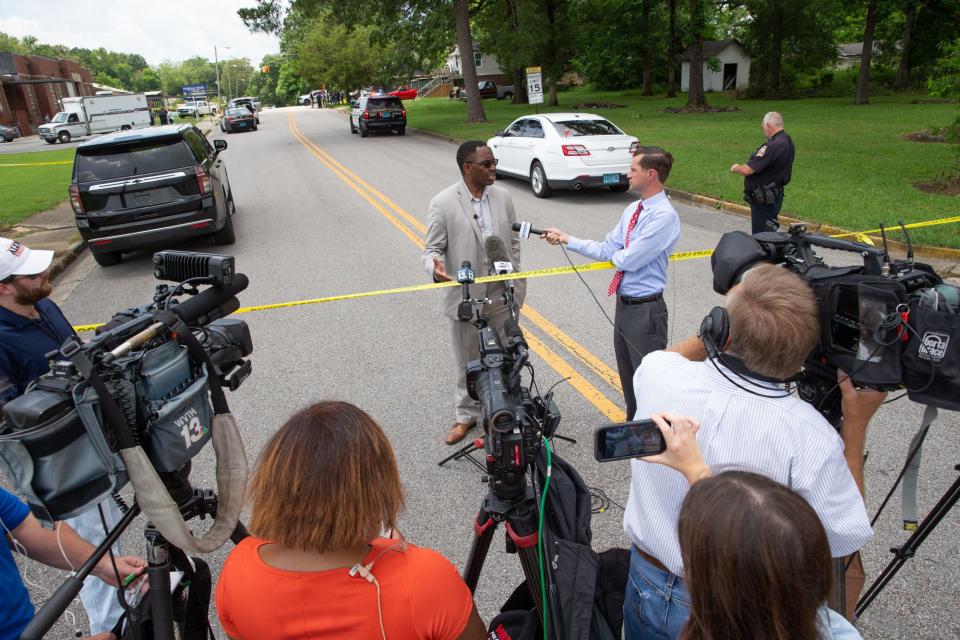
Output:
top-left (0, 149), bottom-right (75, 227)
top-left (405, 89), bottom-right (960, 248)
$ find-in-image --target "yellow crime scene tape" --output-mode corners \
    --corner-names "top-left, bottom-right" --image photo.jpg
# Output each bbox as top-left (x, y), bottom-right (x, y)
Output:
top-left (829, 215), bottom-right (960, 242)
top-left (70, 248), bottom-right (715, 333)
top-left (0, 160), bottom-right (73, 167)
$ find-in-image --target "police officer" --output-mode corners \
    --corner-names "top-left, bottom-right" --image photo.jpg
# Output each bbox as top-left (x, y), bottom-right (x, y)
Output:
top-left (730, 112), bottom-right (795, 234)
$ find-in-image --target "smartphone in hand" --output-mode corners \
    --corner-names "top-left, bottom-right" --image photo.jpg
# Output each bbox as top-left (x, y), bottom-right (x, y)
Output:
top-left (594, 419), bottom-right (666, 462)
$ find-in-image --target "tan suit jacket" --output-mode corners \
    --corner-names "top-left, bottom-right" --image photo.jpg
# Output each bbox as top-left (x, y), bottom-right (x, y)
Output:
top-left (422, 181), bottom-right (526, 319)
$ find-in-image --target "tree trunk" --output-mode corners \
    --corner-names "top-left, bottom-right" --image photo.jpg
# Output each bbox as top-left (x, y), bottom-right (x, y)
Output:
top-left (893, 1), bottom-right (918, 91)
top-left (768, 0), bottom-right (784, 97)
top-left (642, 0), bottom-right (653, 95)
top-left (512, 67), bottom-right (527, 104)
top-left (548, 78), bottom-right (559, 106)
top-left (453, 0), bottom-right (486, 122)
top-left (686, 0), bottom-right (708, 108)
top-left (666, 0), bottom-right (677, 97)
top-left (855, 2), bottom-right (878, 105)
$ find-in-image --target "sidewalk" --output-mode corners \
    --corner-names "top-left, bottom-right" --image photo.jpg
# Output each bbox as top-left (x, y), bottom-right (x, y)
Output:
top-left (6, 117), bottom-right (220, 281)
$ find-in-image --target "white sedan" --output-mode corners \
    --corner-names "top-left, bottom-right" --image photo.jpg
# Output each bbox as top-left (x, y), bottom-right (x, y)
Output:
top-left (487, 113), bottom-right (639, 198)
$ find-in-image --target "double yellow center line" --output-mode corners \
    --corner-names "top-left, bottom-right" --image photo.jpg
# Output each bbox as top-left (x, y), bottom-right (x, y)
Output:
top-left (288, 113), bottom-right (626, 421)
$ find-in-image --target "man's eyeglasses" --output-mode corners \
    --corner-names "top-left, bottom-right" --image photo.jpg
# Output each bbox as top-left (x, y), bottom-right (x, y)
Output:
top-left (466, 159), bottom-right (498, 169)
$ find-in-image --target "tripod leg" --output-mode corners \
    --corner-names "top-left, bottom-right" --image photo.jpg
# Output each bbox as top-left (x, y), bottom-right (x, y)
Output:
top-left (855, 466), bottom-right (960, 619)
top-left (462, 508), bottom-right (497, 593)
top-left (145, 526), bottom-right (176, 640)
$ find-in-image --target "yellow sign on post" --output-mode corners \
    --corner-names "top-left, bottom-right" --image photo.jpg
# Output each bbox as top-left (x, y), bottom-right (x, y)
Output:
top-left (526, 66), bottom-right (543, 105)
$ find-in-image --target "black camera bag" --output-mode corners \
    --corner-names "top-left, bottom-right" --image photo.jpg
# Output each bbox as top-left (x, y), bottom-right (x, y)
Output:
top-left (904, 285), bottom-right (960, 410)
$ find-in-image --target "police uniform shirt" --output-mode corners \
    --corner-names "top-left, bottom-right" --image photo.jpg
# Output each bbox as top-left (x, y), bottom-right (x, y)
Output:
top-left (744, 130), bottom-right (795, 192)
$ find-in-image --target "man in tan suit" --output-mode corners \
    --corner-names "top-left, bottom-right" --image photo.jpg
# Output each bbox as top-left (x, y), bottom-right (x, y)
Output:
top-left (423, 141), bottom-right (526, 444)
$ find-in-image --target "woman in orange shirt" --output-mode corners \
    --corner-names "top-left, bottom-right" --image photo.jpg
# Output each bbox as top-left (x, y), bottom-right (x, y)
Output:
top-left (215, 401), bottom-right (487, 640)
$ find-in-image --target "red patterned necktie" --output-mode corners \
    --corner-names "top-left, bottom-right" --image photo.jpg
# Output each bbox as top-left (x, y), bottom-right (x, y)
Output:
top-left (608, 201), bottom-right (644, 296)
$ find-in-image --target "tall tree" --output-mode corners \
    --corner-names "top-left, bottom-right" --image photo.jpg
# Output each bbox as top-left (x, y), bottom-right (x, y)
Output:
top-left (641, 0), bottom-right (653, 95)
top-left (855, 1), bottom-right (880, 104)
top-left (893, 1), bottom-right (918, 90)
top-left (453, 0), bottom-right (486, 121)
top-left (666, 0), bottom-right (678, 97)
top-left (686, 0), bottom-right (708, 108)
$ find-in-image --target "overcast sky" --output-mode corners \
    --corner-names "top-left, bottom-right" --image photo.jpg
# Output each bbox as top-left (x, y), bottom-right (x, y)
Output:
top-left (0, 0), bottom-right (281, 66)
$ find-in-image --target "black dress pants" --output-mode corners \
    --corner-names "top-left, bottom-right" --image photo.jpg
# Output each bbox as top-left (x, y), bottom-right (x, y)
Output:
top-left (614, 296), bottom-right (668, 420)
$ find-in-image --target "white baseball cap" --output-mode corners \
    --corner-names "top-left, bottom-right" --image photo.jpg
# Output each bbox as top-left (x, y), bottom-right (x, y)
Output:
top-left (0, 237), bottom-right (54, 282)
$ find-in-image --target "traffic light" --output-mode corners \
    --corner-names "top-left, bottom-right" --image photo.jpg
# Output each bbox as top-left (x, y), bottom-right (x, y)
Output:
top-left (261, 65), bottom-right (270, 73)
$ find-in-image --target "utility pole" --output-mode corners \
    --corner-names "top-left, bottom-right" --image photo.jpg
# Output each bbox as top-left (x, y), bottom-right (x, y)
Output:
top-left (214, 45), bottom-right (231, 107)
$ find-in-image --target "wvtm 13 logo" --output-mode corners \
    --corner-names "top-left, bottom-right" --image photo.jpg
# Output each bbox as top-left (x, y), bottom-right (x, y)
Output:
top-left (175, 407), bottom-right (208, 448)
top-left (918, 332), bottom-right (950, 362)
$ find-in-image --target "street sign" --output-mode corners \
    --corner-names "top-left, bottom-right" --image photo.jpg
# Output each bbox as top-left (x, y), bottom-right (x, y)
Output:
top-left (181, 84), bottom-right (207, 97)
top-left (526, 66), bottom-right (543, 105)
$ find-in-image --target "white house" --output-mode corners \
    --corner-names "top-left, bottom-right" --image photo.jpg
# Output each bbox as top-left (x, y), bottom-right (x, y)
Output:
top-left (681, 40), bottom-right (751, 92)
top-left (445, 44), bottom-right (509, 83)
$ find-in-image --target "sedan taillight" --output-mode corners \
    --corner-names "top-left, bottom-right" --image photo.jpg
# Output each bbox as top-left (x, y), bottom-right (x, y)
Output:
top-left (629, 141), bottom-right (640, 155)
top-left (562, 144), bottom-right (591, 156)
top-left (195, 165), bottom-right (212, 195)
top-left (363, 110), bottom-right (369, 120)
top-left (69, 184), bottom-right (85, 215)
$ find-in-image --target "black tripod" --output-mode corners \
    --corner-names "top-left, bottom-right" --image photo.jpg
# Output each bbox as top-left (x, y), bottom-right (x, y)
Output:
top-left (461, 459), bottom-right (563, 640)
top-left (21, 477), bottom-right (248, 640)
top-left (855, 405), bottom-right (958, 618)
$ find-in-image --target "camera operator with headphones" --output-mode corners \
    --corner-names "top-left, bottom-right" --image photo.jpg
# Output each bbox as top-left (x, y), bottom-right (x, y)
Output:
top-left (620, 262), bottom-right (886, 639)
top-left (0, 237), bottom-right (129, 635)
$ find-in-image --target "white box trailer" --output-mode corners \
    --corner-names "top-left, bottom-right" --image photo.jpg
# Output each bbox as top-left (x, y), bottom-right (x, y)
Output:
top-left (38, 94), bottom-right (151, 144)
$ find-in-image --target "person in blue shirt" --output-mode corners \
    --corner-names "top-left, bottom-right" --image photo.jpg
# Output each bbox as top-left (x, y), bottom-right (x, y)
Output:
top-left (541, 147), bottom-right (681, 420)
top-left (0, 487), bottom-right (145, 640)
top-left (0, 237), bottom-right (128, 634)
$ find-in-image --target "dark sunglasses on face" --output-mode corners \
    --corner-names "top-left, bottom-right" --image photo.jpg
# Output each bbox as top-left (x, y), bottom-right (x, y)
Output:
top-left (466, 159), bottom-right (499, 169)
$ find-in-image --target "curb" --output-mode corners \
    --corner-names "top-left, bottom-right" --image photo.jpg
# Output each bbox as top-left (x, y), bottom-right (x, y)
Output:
top-left (663, 189), bottom-right (960, 261)
top-left (48, 237), bottom-right (86, 283)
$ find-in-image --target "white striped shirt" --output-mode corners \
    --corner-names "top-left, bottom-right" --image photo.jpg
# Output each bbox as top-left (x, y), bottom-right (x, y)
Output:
top-left (624, 350), bottom-right (874, 577)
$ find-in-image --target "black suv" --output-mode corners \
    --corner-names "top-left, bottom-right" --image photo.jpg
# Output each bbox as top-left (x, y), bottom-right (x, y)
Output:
top-left (349, 96), bottom-right (406, 137)
top-left (69, 124), bottom-right (236, 266)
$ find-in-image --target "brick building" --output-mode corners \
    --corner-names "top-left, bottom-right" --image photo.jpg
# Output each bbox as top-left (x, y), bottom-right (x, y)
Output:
top-left (0, 52), bottom-right (95, 134)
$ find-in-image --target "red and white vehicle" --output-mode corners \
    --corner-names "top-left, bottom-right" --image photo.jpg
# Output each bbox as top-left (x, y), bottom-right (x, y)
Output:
top-left (487, 113), bottom-right (639, 197)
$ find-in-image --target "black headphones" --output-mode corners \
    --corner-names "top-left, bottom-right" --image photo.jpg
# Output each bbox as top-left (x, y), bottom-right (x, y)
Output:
top-left (698, 306), bottom-right (731, 359)
top-left (697, 305), bottom-right (794, 394)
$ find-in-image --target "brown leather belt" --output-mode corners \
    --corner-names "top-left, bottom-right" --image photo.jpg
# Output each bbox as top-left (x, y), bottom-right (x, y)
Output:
top-left (633, 544), bottom-right (669, 572)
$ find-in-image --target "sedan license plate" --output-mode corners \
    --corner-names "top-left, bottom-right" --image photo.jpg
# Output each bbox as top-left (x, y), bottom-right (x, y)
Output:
top-left (603, 173), bottom-right (621, 185)
top-left (380, 112), bottom-right (392, 119)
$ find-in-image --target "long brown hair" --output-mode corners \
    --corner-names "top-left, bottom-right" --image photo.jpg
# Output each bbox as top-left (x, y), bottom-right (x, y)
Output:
top-left (248, 401), bottom-right (405, 553)
top-left (678, 471), bottom-right (832, 640)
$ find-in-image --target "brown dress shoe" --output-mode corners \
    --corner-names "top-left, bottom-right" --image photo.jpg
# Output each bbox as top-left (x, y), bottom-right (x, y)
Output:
top-left (445, 420), bottom-right (476, 445)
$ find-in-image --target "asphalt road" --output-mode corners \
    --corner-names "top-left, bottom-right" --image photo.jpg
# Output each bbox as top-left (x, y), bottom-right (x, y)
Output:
top-left (29, 105), bottom-right (959, 638)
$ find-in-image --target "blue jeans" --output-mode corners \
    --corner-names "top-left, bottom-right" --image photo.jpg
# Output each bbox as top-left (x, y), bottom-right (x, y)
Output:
top-left (624, 547), bottom-right (691, 640)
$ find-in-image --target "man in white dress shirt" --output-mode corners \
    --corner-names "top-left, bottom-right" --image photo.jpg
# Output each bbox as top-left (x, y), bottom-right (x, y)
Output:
top-left (623, 263), bottom-right (886, 639)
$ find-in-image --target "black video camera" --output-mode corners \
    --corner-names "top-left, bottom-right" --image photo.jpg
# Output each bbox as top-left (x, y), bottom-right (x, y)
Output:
top-left (712, 224), bottom-right (960, 425)
top-left (0, 251), bottom-right (253, 522)
top-left (458, 264), bottom-right (560, 502)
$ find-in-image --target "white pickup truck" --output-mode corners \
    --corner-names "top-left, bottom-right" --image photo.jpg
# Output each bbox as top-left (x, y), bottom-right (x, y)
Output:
top-left (177, 100), bottom-right (212, 118)
top-left (38, 94), bottom-right (151, 144)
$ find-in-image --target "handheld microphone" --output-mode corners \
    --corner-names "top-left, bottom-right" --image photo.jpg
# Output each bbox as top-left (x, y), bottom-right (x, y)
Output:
top-left (484, 236), bottom-right (514, 276)
top-left (512, 221), bottom-right (545, 240)
top-left (484, 236), bottom-right (519, 319)
top-left (457, 261), bottom-right (474, 322)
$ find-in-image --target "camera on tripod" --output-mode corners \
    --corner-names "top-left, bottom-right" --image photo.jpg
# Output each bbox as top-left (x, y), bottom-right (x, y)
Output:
top-left (711, 223), bottom-right (960, 424)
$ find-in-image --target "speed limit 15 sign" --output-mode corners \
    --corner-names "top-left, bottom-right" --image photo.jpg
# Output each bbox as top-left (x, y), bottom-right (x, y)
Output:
top-left (526, 66), bottom-right (544, 105)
